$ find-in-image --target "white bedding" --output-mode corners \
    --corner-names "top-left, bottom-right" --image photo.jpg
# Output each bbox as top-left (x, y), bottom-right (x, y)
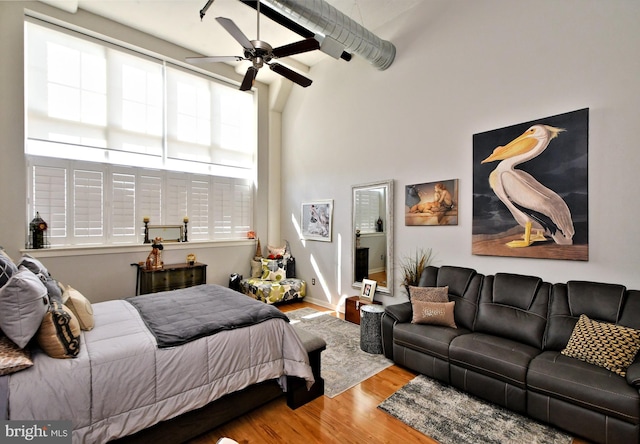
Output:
top-left (8, 299), bottom-right (314, 443)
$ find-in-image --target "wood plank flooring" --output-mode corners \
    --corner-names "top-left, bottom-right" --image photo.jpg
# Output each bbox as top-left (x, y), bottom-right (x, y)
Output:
top-left (188, 301), bottom-right (586, 444)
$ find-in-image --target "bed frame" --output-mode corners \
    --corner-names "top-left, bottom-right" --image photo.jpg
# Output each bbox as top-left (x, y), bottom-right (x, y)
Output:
top-left (112, 329), bottom-right (326, 443)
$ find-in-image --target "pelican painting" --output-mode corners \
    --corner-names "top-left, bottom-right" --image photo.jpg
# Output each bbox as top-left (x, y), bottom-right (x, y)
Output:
top-left (481, 124), bottom-right (575, 248)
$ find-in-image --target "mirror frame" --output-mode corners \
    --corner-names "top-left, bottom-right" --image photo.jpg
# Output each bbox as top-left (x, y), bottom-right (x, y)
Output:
top-left (351, 179), bottom-right (394, 295)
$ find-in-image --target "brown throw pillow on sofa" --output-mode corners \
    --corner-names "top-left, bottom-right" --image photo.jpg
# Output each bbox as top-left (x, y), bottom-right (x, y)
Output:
top-left (561, 314), bottom-right (640, 376)
top-left (411, 300), bottom-right (457, 328)
top-left (409, 286), bottom-right (449, 303)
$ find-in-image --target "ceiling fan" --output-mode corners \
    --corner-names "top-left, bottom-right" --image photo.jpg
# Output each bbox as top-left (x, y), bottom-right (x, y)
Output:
top-left (186, 2), bottom-right (320, 91)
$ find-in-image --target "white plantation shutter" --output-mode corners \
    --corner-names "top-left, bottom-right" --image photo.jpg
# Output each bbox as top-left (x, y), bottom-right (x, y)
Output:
top-left (189, 179), bottom-right (210, 240)
top-left (73, 169), bottom-right (103, 241)
top-left (233, 181), bottom-right (252, 238)
top-left (212, 177), bottom-right (252, 239)
top-left (166, 176), bottom-right (188, 224)
top-left (111, 172), bottom-right (136, 240)
top-left (139, 174), bottom-right (162, 225)
top-left (31, 165), bottom-right (67, 240)
top-left (355, 190), bottom-right (380, 233)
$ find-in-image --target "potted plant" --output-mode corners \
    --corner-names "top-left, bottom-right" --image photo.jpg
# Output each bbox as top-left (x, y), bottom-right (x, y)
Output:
top-left (399, 248), bottom-right (434, 294)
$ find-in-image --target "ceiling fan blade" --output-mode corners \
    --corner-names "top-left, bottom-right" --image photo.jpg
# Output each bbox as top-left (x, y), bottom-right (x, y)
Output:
top-left (240, 66), bottom-right (259, 91)
top-left (186, 56), bottom-right (244, 64)
top-left (269, 63), bottom-right (313, 88)
top-left (272, 38), bottom-right (320, 58)
top-left (215, 17), bottom-right (254, 52)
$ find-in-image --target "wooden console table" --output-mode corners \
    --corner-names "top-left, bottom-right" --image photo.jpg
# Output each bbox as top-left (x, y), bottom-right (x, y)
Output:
top-left (133, 262), bottom-right (207, 295)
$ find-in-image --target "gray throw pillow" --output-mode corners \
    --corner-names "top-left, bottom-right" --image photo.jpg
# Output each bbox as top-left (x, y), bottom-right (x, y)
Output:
top-left (0, 269), bottom-right (50, 348)
top-left (17, 254), bottom-right (50, 277)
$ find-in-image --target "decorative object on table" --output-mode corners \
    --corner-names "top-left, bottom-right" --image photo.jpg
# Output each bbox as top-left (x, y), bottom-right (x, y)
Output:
top-left (360, 278), bottom-right (377, 301)
top-left (183, 216), bottom-right (189, 242)
top-left (378, 375), bottom-right (572, 444)
top-left (360, 304), bottom-right (385, 354)
top-left (472, 108), bottom-right (589, 261)
top-left (405, 179), bottom-right (459, 226)
top-left (247, 230), bottom-right (256, 239)
top-left (143, 217), bottom-right (150, 243)
top-left (28, 211), bottom-right (49, 249)
top-left (301, 200), bottom-right (333, 242)
top-left (355, 229), bottom-right (361, 248)
top-left (145, 238), bottom-right (164, 270)
top-left (186, 253), bottom-right (196, 266)
top-left (147, 225), bottom-right (183, 242)
top-left (287, 308), bottom-right (393, 397)
top-left (399, 248), bottom-right (434, 294)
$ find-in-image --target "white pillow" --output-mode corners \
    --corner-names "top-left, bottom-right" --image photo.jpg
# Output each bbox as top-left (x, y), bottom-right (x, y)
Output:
top-left (0, 269), bottom-right (49, 348)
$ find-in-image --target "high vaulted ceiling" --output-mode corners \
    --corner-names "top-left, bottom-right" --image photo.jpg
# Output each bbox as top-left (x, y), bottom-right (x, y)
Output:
top-left (69, 0), bottom-right (420, 85)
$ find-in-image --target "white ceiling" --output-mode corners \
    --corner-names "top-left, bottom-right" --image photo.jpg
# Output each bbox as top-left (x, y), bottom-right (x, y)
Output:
top-left (72, 0), bottom-right (420, 85)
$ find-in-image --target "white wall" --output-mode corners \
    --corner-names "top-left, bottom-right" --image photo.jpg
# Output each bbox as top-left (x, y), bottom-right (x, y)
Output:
top-left (281, 0), bottom-right (640, 309)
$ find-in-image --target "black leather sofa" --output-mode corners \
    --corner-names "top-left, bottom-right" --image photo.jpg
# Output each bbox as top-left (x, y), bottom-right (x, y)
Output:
top-left (381, 265), bottom-right (640, 444)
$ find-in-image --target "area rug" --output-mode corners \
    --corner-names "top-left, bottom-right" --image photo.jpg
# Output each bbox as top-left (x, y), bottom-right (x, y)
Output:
top-left (378, 375), bottom-right (573, 444)
top-left (287, 307), bottom-right (393, 398)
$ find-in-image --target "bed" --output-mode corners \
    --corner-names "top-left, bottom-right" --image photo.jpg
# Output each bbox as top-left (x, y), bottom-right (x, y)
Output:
top-left (2, 281), bottom-right (316, 444)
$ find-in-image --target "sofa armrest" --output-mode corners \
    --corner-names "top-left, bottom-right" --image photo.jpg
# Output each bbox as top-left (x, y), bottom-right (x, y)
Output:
top-left (384, 302), bottom-right (412, 323)
top-left (626, 362), bottom-right (640, 387)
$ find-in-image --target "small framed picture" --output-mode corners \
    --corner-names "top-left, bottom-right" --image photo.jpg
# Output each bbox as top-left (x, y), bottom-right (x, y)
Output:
top-left (361, 279), bottom-right (377, 301)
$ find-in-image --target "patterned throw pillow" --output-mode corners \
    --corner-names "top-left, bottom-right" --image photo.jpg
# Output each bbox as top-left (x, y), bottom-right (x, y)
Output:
top-left (62, 286), bottom-right (94, 331)
top-left (0, 252), bottom-right (18, 289)
top-left (561, 314), bottom-right (640, 376)
top-left (0, 335), bottom-right (33, 375)
top-left (411, 300), bottom-right (457, 328)
top-left (37, 301), bottom-right (81, 359)
top-left (409, 286), bottom-right (449, 303)
top-left (251, 259), bottom-right (263, 278)
top-left (261, 258), bottom-right (286, 282)
top-left (268, 244), bottom-right (287, 258)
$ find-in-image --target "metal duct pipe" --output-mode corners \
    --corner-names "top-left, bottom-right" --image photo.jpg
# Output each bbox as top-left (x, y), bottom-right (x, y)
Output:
top-left (260, 0), bottom-right (395, 70)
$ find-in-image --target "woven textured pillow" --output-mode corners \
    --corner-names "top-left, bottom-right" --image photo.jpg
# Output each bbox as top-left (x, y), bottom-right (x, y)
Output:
top-left (409, 286), bottom-right (449, 303)
top-left (37, 301), bottom-right (81, 359)
top-left (0, 335), bottom-right (33, 375)
top-left (411, 300), bottom-right (457, 328)
top-left (561, 314), bottom-right (640, 376)
top-left (261, 258), bottom-right (286, 282)
top-left (62, 286), bottom-right (94, 331)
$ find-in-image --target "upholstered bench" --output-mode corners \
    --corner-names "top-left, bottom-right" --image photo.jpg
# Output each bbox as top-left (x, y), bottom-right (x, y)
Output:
top-left (287, 327), bottom-right (326, 408)
top-left (240, 277), bottom-right (306, 304)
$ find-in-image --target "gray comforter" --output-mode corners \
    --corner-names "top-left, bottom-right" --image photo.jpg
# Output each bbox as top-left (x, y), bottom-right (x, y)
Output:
top-left (8, 288), bottom-right (314, 443)
top-left (126, 284), bottom-right (290, 347)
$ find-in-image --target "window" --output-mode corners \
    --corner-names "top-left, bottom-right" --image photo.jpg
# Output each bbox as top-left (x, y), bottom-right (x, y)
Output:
top-left (25, 19), bottom-right (255, 246)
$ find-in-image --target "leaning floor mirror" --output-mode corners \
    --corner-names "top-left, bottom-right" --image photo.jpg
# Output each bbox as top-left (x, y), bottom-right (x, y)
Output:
top-left (352, 179), bottom-right (394, 295)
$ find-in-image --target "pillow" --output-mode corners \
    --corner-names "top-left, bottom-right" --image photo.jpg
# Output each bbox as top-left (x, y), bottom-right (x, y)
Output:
top-left (63, 286), bottom-right (94, 331)
top-left (250, 259), bottom-right (263, 278)
top-left (411, 300), bottom-right (457, 328)
top-left (268, 244), bottom-right (286, 258)
top-left (0, 252), bottom-right (18, 289)
top-left (261, 258), bottom-right (286, 282)
top-left (0, 270), bottom-right (49, 348)
top-left (41, 275), bottom-right (63, 305)
top-left (17, 254), bottom-right (49, 277)
top-left (409, 286), bottom-right (449, 303)
top-left (561, 314), bottom-right (640, 376)
top-left (37, 301), bottom-right (81, 358)
top-left (0, 335), bottom-right (33, 375)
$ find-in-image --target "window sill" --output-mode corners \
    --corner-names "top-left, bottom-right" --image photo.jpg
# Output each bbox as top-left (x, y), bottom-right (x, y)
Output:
top-left (22, 239), bottom-right (255, 258)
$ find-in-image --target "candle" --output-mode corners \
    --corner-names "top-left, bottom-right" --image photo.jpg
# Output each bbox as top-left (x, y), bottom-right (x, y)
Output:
top-left (143, 216), bottom-right (150, 223)
top-left (183, 216), bottom-right (189, 223)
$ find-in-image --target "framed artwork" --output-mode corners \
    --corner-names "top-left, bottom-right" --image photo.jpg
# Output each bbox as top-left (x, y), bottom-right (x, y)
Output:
top-left (405, 179), bottom-right (459, 226)
top-left (361, 279), bottom-right (377, 301)
top-left (472, 108), bottom-right (589, 261)
top-left (301, 200), bottom-right (333, 242)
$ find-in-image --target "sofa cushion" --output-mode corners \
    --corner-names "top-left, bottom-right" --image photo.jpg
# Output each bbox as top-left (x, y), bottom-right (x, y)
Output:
top-left (546, 281), bottom-right (630, 351)
top-left (411, 301), bottom-right (456, 328)
top-left (449, 333), bottom-right (541, 389)
top-left (409, 285), bottom-right (448, 303)
top-left (394, 322), bottom-right (469, 362)
top-left (561, 314), bottom-right (640, 376)
top-left (475, 273), bottom-right (550, 349)
top-left (528, 350), bottom-right (640, 424)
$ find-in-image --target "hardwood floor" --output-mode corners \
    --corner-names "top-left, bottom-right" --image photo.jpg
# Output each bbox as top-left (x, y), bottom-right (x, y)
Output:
top-left (188, 301), bottom-right (586, 444)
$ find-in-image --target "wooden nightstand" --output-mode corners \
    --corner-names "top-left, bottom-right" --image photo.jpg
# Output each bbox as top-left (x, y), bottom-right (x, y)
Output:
top-left (345, 296), bottom-right (382, 324)
top-left (134, 262), bottom-right (207, 295)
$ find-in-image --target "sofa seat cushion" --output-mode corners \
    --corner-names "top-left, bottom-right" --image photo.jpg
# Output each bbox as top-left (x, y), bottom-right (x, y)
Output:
top-left (449, 333), bottom-right (540, 389)
top-left (528, 351), bottom-right (640, 424)
top-left (394, 323), bottom-right (470, 361)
